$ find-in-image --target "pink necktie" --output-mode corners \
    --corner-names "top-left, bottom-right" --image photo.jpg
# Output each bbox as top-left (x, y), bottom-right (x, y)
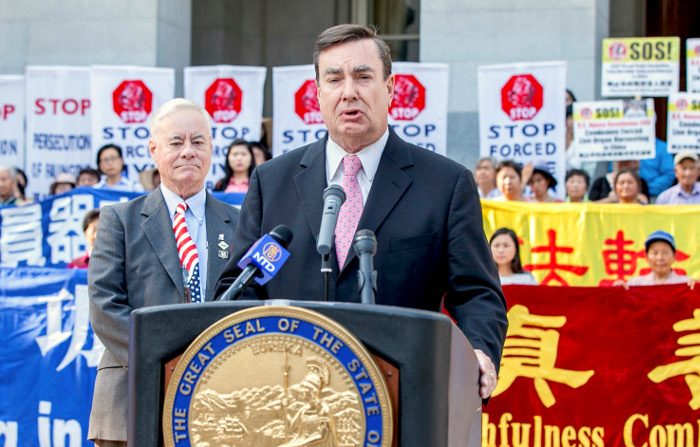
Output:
top-left (173, 202), bottom-right (202, 302)
top-left (335, 155), bottom-right (364, 267)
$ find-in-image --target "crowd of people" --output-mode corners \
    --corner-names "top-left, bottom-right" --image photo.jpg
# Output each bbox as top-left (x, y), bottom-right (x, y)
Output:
top-left (0, 139), bottom-right (273, 205)
top-left (476, 150), bottom-right (699, 205)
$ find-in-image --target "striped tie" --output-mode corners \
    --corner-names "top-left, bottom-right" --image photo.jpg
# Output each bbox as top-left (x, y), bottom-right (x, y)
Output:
top-left (173, 202), bottom-right (202, 303)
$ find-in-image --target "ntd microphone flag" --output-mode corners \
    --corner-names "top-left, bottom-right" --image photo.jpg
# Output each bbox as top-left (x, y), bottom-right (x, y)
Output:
top-left (237, 234), bottom-right (290, 285)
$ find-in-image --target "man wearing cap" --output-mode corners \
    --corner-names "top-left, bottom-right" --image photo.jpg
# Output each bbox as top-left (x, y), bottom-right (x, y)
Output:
top-left (617, 230), bottom-right (695, 288)
top-left (655, 151), bottom-right (700, 205)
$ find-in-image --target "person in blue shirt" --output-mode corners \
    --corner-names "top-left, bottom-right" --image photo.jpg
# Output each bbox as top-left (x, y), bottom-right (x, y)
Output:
top-left (639, 138), bottom-right (674, 198)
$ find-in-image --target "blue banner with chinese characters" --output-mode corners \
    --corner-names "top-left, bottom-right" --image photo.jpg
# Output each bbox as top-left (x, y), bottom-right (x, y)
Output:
top-left (0, 188), bottom-right (244, 268)
top-left (0, 267), bottom-right (96, 446)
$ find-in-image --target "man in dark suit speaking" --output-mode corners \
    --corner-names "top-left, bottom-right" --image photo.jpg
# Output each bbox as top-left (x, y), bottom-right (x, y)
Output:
top-left (215, 24), bottom-right (507, 399)
top-left (88, 99), bottom-right (239, 446)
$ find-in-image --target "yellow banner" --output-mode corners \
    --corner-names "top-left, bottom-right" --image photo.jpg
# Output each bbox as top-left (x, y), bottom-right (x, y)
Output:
top-left (481, 201), bottom-right (700, 286)
top-left (602, 37), bottom-right (680, 63)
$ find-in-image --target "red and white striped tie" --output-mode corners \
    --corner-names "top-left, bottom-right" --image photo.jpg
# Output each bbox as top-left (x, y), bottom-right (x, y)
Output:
top-left (173, 202), bottom-right (202, 302)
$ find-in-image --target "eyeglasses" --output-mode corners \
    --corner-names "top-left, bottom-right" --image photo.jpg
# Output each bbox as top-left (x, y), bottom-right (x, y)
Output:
top-left (100, 156), bottom-right (122, 164)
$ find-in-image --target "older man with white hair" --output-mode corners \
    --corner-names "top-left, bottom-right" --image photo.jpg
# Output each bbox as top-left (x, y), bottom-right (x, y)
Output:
top-left (0, 165), bottom-right (19, 206)
top-left (87, 99), bottom-right (239, 446)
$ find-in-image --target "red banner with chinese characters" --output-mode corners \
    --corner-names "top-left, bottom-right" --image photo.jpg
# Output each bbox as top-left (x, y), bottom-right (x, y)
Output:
top-left (486, 285), bottom-right (700, 447)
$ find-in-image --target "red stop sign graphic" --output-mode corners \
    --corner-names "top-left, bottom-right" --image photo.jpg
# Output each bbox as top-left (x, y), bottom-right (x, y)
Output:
top-left (390, 74), bottom-right (425, 121)
top-left (113, 80), bottom-right (152, 123)
top-left (294, 80), bottom-right (323, 125)
top-left (500, 74), bottom-right (543, 121)
top-left (205, 78), bottom-right (243, 124)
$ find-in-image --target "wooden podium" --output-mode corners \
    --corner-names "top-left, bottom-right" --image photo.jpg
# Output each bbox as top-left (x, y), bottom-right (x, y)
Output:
top-left (128, 300), bottom-right (482, 446)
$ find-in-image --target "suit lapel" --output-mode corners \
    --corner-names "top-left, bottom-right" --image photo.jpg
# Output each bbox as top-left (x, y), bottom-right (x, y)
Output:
top-left (341, 131), bottom-right (413, 271)
top-left (140, 190), bottom-right (184, 297)
top-left (204, 194), bottom-right (234, 301)
top-left (294, 138), bottom-right (329, 254)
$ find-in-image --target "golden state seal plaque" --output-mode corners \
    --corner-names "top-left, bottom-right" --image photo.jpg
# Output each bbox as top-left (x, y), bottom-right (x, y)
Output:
top-left (163, 306), bottom-right (393, 447)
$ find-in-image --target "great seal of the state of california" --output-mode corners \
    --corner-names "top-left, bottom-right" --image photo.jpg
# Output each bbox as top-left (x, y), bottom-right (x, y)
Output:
top-left (163, 306), bottom-right (393, 447)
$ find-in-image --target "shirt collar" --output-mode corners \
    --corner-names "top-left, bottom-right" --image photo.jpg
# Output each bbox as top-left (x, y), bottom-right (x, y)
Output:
top-left (678, 182), bottom-right (700, 197)
top-left (326, 129), bottom-right (389, 183)
top-left (160, 184), bottom-right (207, 221)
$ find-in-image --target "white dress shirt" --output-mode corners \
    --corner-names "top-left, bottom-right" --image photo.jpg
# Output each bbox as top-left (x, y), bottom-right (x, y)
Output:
top-left (325, 129), bottom-right (389, 205)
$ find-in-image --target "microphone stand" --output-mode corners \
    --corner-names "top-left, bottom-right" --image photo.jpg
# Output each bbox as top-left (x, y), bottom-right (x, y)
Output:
top-left (321, 254), bottom-right (332, 301)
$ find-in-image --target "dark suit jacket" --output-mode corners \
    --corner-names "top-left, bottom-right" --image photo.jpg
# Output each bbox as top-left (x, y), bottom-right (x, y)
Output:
top-left (88, 189), bottom-right (239, 441)
top-left (215, 129), bottom-right (507, 366)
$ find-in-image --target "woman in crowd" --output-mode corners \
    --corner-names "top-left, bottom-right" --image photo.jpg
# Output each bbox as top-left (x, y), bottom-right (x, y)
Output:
top-left (528, 164), bottom-right (560, 203)
top-left (589, 160), bottom-right (650, 201)
top-left (251, 141), bottom-right (272, 166)
top-left (0, 165), bottom-right (20, 206)
top-left (474, 157), bottom-right (501, 199)
top-left (49, 173), bottom-right (76, 196)
top-left (489, 227), bottom-right (538, 285)
top-left (94, 144), bottom-right (143, 192)
top-left (214, 139), bottom-right (256, 193)
top-left (616, 231), bottom-right (695, 288)
top-left (68, 209), bottom-right (100, 269)
top-left (565, 169), bottom-right (590, 203)
top-left (494, 160), bottom-right (531, 202)
top-left (596, 169), bottom-right (648, 204)
top-left (77, 168), bottom-right (101, 187)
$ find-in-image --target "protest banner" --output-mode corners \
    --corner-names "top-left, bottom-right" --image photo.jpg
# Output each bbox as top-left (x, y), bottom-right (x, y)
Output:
top-left (486, 284), bottom-right (700, 447)
top-left (572, 99), bottom-right (656, 161)
top-left (481, 200), bottom-right (699, 287)
top-left (687, 38), bottom-right (700, 94)
top-left (272, 65), bottom-right (326, 157)
top-left (25, 67), bottom-right (92, 200)
top-left (184, 65), bottom-right (266, 189)
top-left (90, 66), bottom-right (174, 184)
top-left (0, 189), bottom-right (244, 268)
top-left (667, 93), bottom-right (700, 153)
top-left (0, 76), bottom-right (24, 170)
top-left (0, 267), bottom-right (99, 447)
top-left (478, 61), bottom-right (567, 198)
top-left (602, 37), bottom-right (680, 97)
top-left (388, 62), bottom-right (448, 155)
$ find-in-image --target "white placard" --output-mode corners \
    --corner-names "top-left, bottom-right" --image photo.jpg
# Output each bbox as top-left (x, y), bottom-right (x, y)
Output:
top-left (601, 37), bottom-right (680, 97)
top-left (687, 38), bottom-right (700, 94)
top-left (184, 65), bottom-right (266, 189)
top-left (25, 67), bottom-right (92, 200)
top-left (0, 76), bottom-right (24, 170)
top-left (90, 66), bottom-right (174, 182)
top-left (573, 99), bottom-right (656, 161)
top-left (272, 65), bottom-right (326, 157)
top-left (667, 93), bottom-right (700, 154)
top-left (478, 61), bottom-right (567, 198)
top-left (389, 62), bottom-right (448, 155)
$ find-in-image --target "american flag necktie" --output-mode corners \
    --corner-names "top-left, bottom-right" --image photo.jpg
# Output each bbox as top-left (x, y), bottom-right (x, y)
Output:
top-left (173, 202), bottom-right (202, 302)
top-left (334, 155), bottom-right (364, 268)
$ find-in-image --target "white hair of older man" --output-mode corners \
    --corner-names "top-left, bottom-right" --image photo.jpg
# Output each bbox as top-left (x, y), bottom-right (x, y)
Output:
top-left (149, 98), bottom-right (212, 138)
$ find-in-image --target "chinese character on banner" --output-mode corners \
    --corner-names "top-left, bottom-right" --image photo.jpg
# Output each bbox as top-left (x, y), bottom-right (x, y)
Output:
top-left (599, 230), bottom-right (645, 286)
top-left (0, 203), bottom-right (46, 266)
top-left (524, 229), bottom-right (589, 285)
top-left (493, 305), bottom-right (594, 407)
top-left (46, 194), bottom-right (94, 264)
top-left (648, 309), bottom-right (700, 409)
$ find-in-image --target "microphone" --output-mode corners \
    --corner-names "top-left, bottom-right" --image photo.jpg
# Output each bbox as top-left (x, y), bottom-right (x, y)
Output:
top-left (353, 229), bottom-right (377, 305)
top-left (316, 184), bottom-right (346, 257)
top-left (217, 225), bottom-right (294, 301)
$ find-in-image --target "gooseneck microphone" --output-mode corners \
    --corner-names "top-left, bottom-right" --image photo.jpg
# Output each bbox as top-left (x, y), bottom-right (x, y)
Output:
top-left (316, 184), bottom-right (346, 256)
top-left (217, 225), bottom-right (294, 301)
top-left (317, 184), bottom-right (346, 301)
top-left (353, 229), bottom-right (377, 305)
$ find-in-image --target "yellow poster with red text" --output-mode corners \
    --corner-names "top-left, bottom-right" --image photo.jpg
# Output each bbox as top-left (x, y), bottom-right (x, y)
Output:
top-left (481, 201), bottom-right (700, 286)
